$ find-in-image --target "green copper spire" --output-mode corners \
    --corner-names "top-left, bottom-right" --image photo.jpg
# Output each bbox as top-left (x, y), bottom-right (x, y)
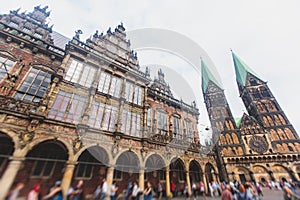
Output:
top-left (201, 59), bottom-right (223, 92)
top-left (232, 51), bottom-right (262, 86)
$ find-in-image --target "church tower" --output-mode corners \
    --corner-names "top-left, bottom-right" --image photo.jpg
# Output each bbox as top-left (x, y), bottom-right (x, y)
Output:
top-left (232, 51), bottom-right (299, 154)
top-left (202, 59), bottom-right (243, 182)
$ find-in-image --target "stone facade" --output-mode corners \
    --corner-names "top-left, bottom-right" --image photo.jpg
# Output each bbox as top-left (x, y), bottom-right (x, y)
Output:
top-left (0, 6), bottom-right (216, 199)
top-left (202, 53), bottom-right (300, 184)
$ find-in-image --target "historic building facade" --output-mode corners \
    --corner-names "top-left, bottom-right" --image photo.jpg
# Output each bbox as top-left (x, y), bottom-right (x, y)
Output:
top-left (202, 52), bottom-right (300, 184)
top-left (0, 6), bottom-right (218, 199)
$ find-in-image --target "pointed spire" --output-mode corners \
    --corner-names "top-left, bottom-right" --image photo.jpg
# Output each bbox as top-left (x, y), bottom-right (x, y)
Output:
top-left (201, 58), bottom-right (223, 92)
top-left (231, 51), bottom-right (262, 86)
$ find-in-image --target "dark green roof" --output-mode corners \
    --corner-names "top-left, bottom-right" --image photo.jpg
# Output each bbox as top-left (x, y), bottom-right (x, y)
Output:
top-left (234, 117), bottom-right (242, 128)
top-left (201, 59), bottom-right (223, 92)
top-left (232, 51), bottom-right (261, 86)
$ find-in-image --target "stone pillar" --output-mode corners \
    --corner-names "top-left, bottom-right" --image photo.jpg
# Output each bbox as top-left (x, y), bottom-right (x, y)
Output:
top-left (202, 172), bottom-right (208, 194)
top-left (139, 169), bottom-right (145, 191)
top-left (166, 166), bottom-right (171, 198)
top-left (106, 167), bottom-right (115, 197)
top-left (0, 158), bottom-right (23, 200)
top-left (61, 163), bottom-right (76, 197)
top-left (186, 170), bottom-right (192, 196)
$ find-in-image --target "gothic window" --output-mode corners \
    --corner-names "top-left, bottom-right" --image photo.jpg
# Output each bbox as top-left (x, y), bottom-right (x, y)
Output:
top-left (0, 55), bottom-right (15, 81)
top-left (249, 77), bottom-right (258, 86)
top-left (257, 102), bottom-right (266, 113)
top-left (252, 89), bottom-right (261, 100)
top-left (237, 147), bottom-right (243, 155)
top-left (131, 112), bottom-right (141, 137)
top-left (231, 148), bottom-right (236, 155)
top-left (48, 90), bottom-right (87, 124)
top-left (184, 119), bottom-right (193, 143)
top-left (232, 133), bottom-right (239, 144)
top-left (284, 128), bottom-right (295, 139)
top-left (267, 116), bottom-right (275, 126)
top-left (229, 121), bottom-right (235, 129)
top-left (226, 134), bottom-right (233, 144)
top-left (274, 115), bottom-right (282, 125)
top-left (261, 87), bottom-right (271, 98)
top-left (270, 129), bottom-right (279, 141)
top-left (147, 108), bottom-right (152, 133)
top-left (157, 111), bottom-right (168, 135)
top-left (279, 115), bottom-right (286, 125)
top-left (65, 59), bottom-right (96, 88)
top-left (121, 110), bottom-right (141, 136)
top-left (102, 104), bottom-right (118, 131)
top-left (98, 71), bottom-right (122, 98)
top-left (278, 129), bottom-right (287, 140)
top-left (287, 144), bottom-right (295, 152)
top-left (173, 115), bottom-right (182, 140)
top-left (15, 68), bottom-right (51, 103)
top-left (266, 101), bottom-right (277, 112)
top-left (263, 116), bottom-right (270, 127)
top-left (220, 135), bottom-right (226, 144)
top-left (88, 101), bottom-right (105, 129)
top-left (276, 144), bottom-right (283, 151)
top-left (125, 81), bottom-right (143, 106)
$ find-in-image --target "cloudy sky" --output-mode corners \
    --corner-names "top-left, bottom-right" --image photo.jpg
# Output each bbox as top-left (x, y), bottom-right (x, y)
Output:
top-left (1, 0), bottom-right (300, 143)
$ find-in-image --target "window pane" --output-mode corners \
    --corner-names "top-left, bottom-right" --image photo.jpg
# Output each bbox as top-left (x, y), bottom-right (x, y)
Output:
top-left (0, 56), bottom-right (15, 81)
top-left (15, 68), bottom-right (51, 103)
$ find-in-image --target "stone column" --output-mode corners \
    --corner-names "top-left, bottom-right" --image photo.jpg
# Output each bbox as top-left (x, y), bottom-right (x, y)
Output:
top-left (106, 167), bottom-right (115, 197)
top-left (139, 169), bottom-right (145, 191)
top-left (166, 166), bottom-right (171, 198)
top-left (61, 163), bottom-right (76, 197)
top-left (202, 172), bottom-right (208, 194)
top-left (186, 170), bottom-right (192, 196)
top-left (0, 158), bottom-right (23, 200)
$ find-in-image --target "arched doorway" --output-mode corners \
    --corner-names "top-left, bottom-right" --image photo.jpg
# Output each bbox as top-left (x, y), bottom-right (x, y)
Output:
top-left (189, 160), bottom-right (202, 183)
top-left (0, 133), bottom-right (14, 178)
top-left (205, 163), bottom-right (215, 184)
top-left (236, 167), bottom-right (251, 183)
top-left (145, 154), bottom-right (166, 191)
top-left (170, 158), bottom-right (185, 197)
top-left (15, 140), bottom-right (68, 196)
top-left (252, 165), bottom-right (270, 183)
top-left (72, 146), bottom-right (109, 195)
top-left (115, 151), bottom-right (140, 195)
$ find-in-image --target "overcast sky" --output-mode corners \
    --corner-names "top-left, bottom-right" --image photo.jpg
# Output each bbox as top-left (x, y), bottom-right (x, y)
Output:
top-left (1, 0), bottom-right (300, 143)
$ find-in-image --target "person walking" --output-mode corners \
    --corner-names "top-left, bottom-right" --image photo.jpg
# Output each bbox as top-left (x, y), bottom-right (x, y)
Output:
top-left (28, 183), bottom-right (41, 200)
top-left (132, 181), bottom-right (140, 200)
top-left (6, 183), bottom-right (24, 200)
top-left (67, 180), bottom-right (84, 200)
top-left (221, 185), bottom-right (233, 200)
top-left (43, 181), bottom-right (63, 200)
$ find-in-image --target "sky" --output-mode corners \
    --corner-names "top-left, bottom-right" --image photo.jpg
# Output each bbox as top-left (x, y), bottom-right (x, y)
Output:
top-left (1, 0), bottom-right (300, 144)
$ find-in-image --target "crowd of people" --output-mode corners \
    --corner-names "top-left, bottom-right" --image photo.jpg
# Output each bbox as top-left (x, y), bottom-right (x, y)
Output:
top-left (5, 178), bottom-right (300, 200)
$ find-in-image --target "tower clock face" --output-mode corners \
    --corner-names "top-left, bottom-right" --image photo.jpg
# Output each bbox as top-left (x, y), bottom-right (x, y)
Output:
top-left (249, 136), bottom-right (268, 153)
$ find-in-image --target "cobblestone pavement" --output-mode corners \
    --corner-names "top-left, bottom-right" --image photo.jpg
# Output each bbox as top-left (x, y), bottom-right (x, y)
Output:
top-left (170, 187), bottom-right (291, 200)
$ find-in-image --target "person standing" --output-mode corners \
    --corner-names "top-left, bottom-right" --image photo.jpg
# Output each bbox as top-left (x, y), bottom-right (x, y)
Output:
top-left (199, 181), bottom-right (206, 200)
top-left (144, 182), bottom-right (153, 200)
top-left (110, 181), bottom-right (118, 200)
top-left (192, 182), bottom-right (197, 200)
top-left (132, 181), bottom-right (140, 200)
top-left (221, 185), bottom-right (233, 200)
top-left (157, 181), bottom-right (163, 200)
top-left (6, 183), bottom-right (24, 200)
top-left (100, 178), bottom-right (108, 200)
top-left (28, 183), bottom-right (41, 200)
